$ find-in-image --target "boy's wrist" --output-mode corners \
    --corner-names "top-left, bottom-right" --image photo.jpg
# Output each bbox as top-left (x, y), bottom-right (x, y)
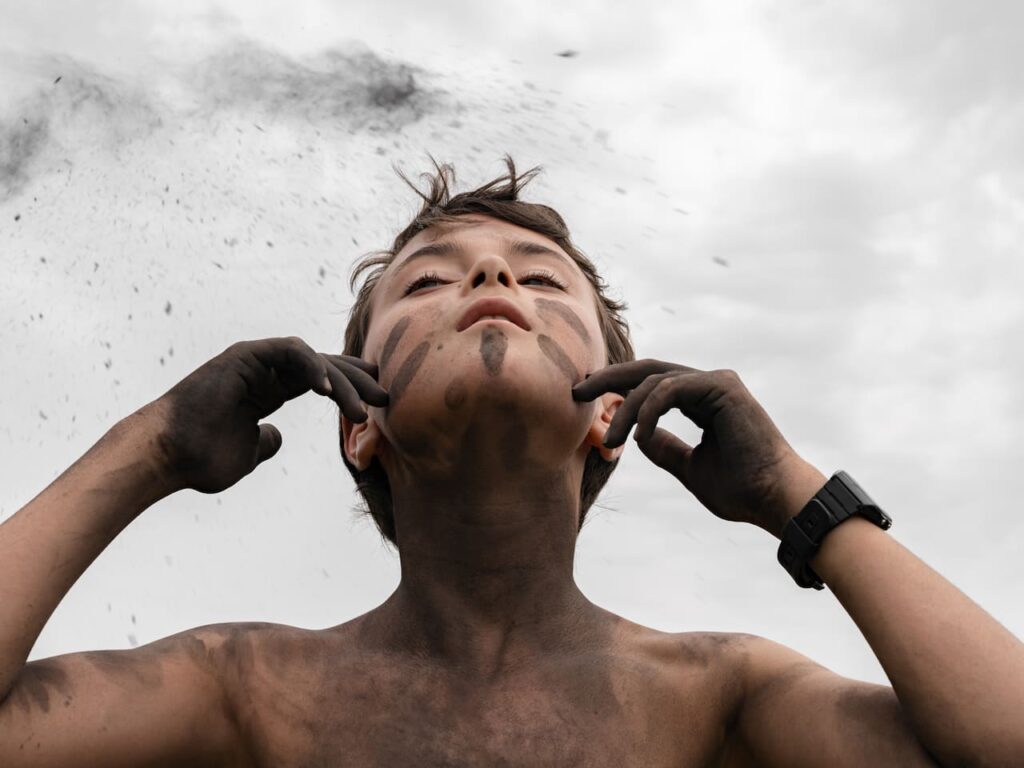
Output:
top-left (767, 461), bottom-right (829, 539)
top-left (109, 403), bottom-right (186, 503)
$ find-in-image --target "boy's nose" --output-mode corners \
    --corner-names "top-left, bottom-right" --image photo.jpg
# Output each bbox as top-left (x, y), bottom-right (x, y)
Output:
top-left (467, 254), bottom-right (514, 289)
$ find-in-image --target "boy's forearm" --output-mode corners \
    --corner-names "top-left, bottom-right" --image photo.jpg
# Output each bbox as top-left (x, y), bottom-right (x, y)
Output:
top-left (0, 405), bottom-right (178, 703)
top-left (787, 471), bottom-right (1024, 767)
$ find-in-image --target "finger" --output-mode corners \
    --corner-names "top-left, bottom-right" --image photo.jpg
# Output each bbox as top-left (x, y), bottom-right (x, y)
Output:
top-left (249, 337), bottom-right (332, 397)
top-left (641, 369), bottom-right (736, 440)
top-left (572, 359), bottom-right (702, 402)
top-left (256, 422), bottom-right (283, 464)
top-left (326, 354), bottom-right (379, 379)
top-left (325, 356), bottom-right (389, 407)
top-left (603, 371), bottom-right (676, 448)
top-left (635, 426), bottom-right (693, 487)
top-left (633, 373), bottom-right (706, 444)
top-left (324, 364), bottom-right (369, 423)
top-left (286, 338), bottom-right (334, 396)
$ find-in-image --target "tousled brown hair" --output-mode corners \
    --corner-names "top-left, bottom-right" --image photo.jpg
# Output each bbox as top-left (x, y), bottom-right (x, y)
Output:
top-left (340, 155), bottom-right (634, 549)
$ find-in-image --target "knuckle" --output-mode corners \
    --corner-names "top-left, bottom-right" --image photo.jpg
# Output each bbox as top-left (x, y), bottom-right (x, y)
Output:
top-left (652, 374), bottom-right (676, 394)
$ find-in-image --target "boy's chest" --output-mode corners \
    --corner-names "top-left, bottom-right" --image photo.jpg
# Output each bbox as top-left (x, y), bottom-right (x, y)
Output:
top-left (231, 642), bottom-right (739, 768)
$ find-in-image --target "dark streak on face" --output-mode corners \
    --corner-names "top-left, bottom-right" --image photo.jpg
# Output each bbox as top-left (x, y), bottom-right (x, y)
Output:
top-left (535, 298), bottom-right (590, 344)
top-left (389, 340), bottom-right (430, 404)
top-left (380, 316), bottom-right (411, 371)
top-left (538, 334), bottom-right (579, 383)
top-left (444, 379), bottom-right (467, 410)
top-left (480, 326), bottom-right (508, 376)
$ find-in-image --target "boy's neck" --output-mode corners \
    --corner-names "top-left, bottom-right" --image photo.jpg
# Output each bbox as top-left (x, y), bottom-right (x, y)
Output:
top-left (359, 473), bottom-right (612, 678)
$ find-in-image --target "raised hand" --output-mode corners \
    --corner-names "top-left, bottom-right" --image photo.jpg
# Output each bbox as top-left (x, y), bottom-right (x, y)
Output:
top-left (572, 360), bottom-right (814, 536)
top-left (143, 337), bottom-right (388, 494)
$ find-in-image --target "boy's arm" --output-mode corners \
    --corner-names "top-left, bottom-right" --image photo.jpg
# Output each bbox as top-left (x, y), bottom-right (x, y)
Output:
top-left (0, 407), bottom-right (245, 766)
top-left (730, 467), bottom-right (1024, 768)
top-left (0, 338), bottom-right (376, 766)
top-left (573, 363), bottom-right (1024, 768)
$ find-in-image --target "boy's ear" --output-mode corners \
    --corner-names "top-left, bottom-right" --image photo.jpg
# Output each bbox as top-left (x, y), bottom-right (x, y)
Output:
top-left (584, 393), bottom-right (626, 462)
top-left (341, 412), bottom-right (383, 470)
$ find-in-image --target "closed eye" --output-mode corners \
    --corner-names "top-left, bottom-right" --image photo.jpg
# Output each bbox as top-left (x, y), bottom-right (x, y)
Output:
top-left (519, 270), bottom-right (568, 289)
top-left (402, 271), bottom-right (446, 295)
top-left (402, 269), bottom-right (567, 295)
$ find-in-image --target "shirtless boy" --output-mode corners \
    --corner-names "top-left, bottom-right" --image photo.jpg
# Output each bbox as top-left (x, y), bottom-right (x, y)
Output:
top-left (1, 158), bottom-right (1022, 767)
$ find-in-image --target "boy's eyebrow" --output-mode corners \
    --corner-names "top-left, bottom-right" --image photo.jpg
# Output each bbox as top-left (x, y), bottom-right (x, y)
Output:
top-left (394, 238), bottom-right (577, 275)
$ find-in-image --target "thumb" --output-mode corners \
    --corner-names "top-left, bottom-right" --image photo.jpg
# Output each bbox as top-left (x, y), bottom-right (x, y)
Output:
top-left (256, 423), bottom-right (283, 464)
top-left (635, 426), bottom-right (693, 486)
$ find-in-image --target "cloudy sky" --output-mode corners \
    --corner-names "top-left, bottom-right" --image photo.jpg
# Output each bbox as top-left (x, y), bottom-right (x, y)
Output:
top-left (2, 1), bottom-right (1022, 686)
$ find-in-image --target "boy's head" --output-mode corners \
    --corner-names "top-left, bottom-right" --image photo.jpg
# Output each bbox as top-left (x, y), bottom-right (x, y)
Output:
top-left (339, 156), bottom-right (634, 549)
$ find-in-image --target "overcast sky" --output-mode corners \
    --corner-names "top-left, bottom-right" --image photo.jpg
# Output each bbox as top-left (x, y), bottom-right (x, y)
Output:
top-left (2, 1), bottom-right (1022, 686)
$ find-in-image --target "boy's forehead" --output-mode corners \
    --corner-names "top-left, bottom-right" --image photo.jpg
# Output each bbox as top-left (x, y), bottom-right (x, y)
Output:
top-left (397, 215), bottom-right (562, 261)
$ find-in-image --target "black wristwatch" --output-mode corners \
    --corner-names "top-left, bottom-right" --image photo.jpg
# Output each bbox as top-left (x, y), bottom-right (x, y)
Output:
top-left (777, 471), bottom-right (892, 590)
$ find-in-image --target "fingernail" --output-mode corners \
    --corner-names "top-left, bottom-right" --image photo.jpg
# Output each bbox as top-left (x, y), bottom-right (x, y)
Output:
top-left (322, 375), bottom-right (332, 393)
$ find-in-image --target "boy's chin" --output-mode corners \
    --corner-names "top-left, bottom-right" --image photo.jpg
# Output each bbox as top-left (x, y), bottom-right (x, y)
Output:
top-left (384, 374), bottom-right (584, 441)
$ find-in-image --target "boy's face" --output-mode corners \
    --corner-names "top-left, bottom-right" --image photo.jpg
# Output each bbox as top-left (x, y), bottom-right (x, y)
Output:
top-left (343, 214), bottom-right (622, 478)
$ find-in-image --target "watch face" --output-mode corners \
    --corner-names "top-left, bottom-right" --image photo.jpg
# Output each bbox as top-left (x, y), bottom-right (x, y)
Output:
top-left (838, 471), bottom-right (874, 505)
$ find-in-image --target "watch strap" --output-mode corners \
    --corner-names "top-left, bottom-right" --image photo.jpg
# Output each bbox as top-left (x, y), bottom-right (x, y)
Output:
top-left (778, 471), bottom-right (892, 590)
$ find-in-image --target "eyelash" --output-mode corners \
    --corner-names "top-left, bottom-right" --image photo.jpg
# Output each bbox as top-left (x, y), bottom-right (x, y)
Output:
top-left (402, 269), bottom-right (568, 295)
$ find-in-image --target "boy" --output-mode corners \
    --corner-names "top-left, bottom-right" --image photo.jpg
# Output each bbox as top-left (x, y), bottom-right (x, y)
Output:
top-left (1, 158), bottom-right (1021, 766)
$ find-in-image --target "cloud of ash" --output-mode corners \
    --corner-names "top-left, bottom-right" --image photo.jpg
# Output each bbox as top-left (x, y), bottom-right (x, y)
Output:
top-left (0, 38), bottom-right (444, 201)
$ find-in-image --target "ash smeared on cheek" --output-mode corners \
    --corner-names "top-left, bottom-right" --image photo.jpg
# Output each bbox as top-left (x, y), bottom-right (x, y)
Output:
top-left (480, 326), bottom-right (508, 376)
top-left (538, 334), bottom-right (580, 383)
top-left (380, 316), bottom-right (411, 371)
top-left (444, 380), bottom-right (468, 410)
top-left (389, 340), bottom-right (430, 404)
top-left (535, 298), bottom-right (590, 344)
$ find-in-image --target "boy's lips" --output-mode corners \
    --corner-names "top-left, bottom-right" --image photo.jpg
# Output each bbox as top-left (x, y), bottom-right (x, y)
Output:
top-left (456, 297), bottom-right (532, 332)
